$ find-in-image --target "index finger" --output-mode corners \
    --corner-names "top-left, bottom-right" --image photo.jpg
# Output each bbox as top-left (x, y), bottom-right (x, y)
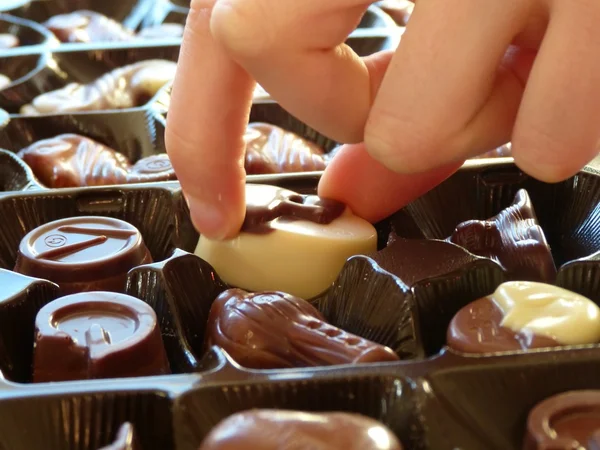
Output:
top-left (166, 0), bottom-right (254, 240)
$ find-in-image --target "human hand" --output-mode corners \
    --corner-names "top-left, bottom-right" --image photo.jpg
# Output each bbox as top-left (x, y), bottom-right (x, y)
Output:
top-left (166, 0), bottom-right (600, 240)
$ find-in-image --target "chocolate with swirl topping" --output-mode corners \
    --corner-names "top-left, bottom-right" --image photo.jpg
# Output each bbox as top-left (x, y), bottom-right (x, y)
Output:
top-left (242, 186), bottom-right (346, 233)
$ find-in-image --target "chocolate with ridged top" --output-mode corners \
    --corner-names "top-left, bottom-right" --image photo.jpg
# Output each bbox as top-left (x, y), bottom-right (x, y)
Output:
top-left (205, 289), bottom-right (399, 369)
top-left (524, 391), bottom-right (600, 450)
top-left (33, 291), bottom-right (169, 382)
top-left (44, 10), bottom-right (134, 43)
top-left (18, 134), bottom-right (176, 188)
top-left (199, 410), bottom-right (404, 450)
top-left (20, 60), bottom-right (176, 115)
top-left (14, 216), bottom-right (152, 295)
top-left (99, 423), bottom-right (140, 450)
top-left (244, 123), bottom-right (327, 174)
top-left (448, 189), bottom-right (557, 282)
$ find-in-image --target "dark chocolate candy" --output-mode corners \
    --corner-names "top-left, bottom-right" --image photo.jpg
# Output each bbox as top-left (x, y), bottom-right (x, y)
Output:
top-left (244, 123), bottom-right (327, 174)
top-left (33, 291), bottom-right (170, 382)
top-left (448, 189), bottom-right (557, 282)
top-left (20, 60), bottom-right (177, 115)
top-left (199, 410), bottom-right (403, 450)
top-left (0, 33), bottom-right (19, 49)
top-left (136, 23), bottom-right (184, 39)
top-left (242, 185), bottom-right (345, 234)
top-left (99, 423), bottom-right (140, 450)
top-left (14, 216), bottom-right (152, 295)
top-left (446, 295), bottom-right (559, 354)
top-left (524, 391), bottom-right (600, 450)
top-left (43, 11), bottom-right (134, 43)
top-left (18, 134), bottom-right (176, 188)
top-left (205, 289), bottom-right (399, 368)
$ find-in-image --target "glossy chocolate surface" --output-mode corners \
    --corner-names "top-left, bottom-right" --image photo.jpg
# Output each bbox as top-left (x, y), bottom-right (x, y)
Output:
top-left (33, 291), bottom-right (170, 382)
top-left (18, 134), bottom-right (176, 188)
top-left (99, 423), bottom-right (140, 450)
top-left (44, 11), bottom-right (134, 43)
top-left (242, 186), bottom-right (345, 234)
top-left (447, 296), bottom-right (559, 354)
top-left (199, 410), bottom-right (403, 450)
top-left (244, 123), bottom-right (327, 174)
top-left (20, 60), bottom-right (176, 114)
top-left (525, 391), bottom-right (600, 450)
top-left (0, 33), bottom-right (19, 49)
top-left (448, 189), bottom-right (557, 282)
top-left (14, 216), bottom-right (152, 295)
top-left (205, 289), bottom-right (399, 369)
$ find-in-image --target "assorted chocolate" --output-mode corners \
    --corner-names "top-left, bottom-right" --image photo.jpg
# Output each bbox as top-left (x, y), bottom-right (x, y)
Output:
top-left (43, 10), bottom-right (184, 43)
top-left (447, 281), bottom-right (600, 354)
top-left (195, 184), bottom-right (377, 299)
top-left (198, 410), bottom-right (403, 450)
top-left (18, 134), bottom-right (176, 188)
top-left (206, 288), bottom-right (399, 369)
top-left (447, 189), bottom-right (557, 283)
top-left (14, 216), bottom-right (152, 295)
top-left (33, 291), bottom-right (170, 382)
top-left (19, 59), bottom-right (176, 114)
top-left (524, 391), bottom-right (600, 450)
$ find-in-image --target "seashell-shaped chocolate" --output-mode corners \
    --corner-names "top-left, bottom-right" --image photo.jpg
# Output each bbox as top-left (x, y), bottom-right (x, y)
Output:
top-left (244, 123), bottom-right (327, 174)
top-left (0, 33), bottom-right (19, 49)
top-left (199, 410), bottom-right (404, 450)
top-left (447, 189), bottom-right (557, 282)
top-left (20, 60), bottom-right (177, 115)
top-left (524, 391), bottom-right (600, 450)
top-left (205, 289), bottom-right (399, 369)
top-left (447, 281), bottom-right (600, 354)
top-left (18, 134), bottom-right (176, 187)
top-left (99, 423), bottom-right (140, 450)
top-left (43, 10), bottom-right (135, 43)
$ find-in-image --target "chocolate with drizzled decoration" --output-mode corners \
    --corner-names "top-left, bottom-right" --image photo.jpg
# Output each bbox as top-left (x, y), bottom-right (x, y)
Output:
top-left (33, 292), bottom-right (169, 382)
top-left (19, 60), bottom-right (176, 115)
top-left (206, 289), bottom-right (399, 368)
top-left (18, 134), bottom-right (176, 188)
top-left (524, 391), bottom-right (600, 450)
top-left (447, 189), bottom-right (557, 282)
top-left (14, 216), bottom-right (152, 295)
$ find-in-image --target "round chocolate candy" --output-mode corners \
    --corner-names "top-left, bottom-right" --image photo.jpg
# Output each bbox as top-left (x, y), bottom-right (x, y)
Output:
top-left (33, 291), bottom-right (170, 382)
top-left (199, 410), bottom-right (404, 450)
top-left (524, 391), bottom-right (600, 450)
top-left (14, 216), bottom-right (152, 295)
top-left (447, 281), bottom-right (600, 354)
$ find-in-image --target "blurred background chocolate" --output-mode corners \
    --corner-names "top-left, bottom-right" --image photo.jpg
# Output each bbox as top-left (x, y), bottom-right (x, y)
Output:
top-left (205, 289), bottom-right (400, 369)
top-left (198, 410), bottom-right (404, 450)
top-left (135, 23), bottom-right (184, 39)
top-left (448, 189), bottom-right (557, 283)
top-left (244, 123), bottom-right (327, 174)
top-left (0, 74), bottom-right (10, 89)
top-left (14, 216), bottom-right (152, 295)
top-left (44, 10), bottom-right (135, 43)
top-left (18, 134), bottom-right (176, 187)
top-left (19, 59), bottom-right (176, 114)
top-left (98, 423), bottom-right (140, 450)
top-left (524, 391), bottom-right (600, 450)
top-left (0, 33), bottom-right (19, 48)
top-left (447, 281), bottom-right (600, 354)
top-left (33, 291), bottom-right (170, 382)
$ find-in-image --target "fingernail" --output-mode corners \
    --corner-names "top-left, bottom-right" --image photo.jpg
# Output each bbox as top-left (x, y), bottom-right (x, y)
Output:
top-left (187, 196), bottom-right (230, 240)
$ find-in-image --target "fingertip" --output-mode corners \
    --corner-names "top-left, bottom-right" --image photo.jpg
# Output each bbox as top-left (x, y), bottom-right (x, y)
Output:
top-left (186, 188), bottom-right (246, 240)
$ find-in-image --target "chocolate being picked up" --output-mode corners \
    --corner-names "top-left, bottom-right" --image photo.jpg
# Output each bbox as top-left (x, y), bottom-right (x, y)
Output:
top-left (195, 184), bottom-right (377, 299)
top-left (448, 189), bottom-right (557, 283)
top-left (524, 391), bottom-right (600, 450)
top-left (0, 33), bottom-right (19, 49)
top-left (19, 60), bottom-right (177, 115)
top-left (43, 11), bottom-right (134, 43)
top-left (447, 281), bottom-right (600, 354)
top-left (199, 410), bottom-right (403, 450)
top-left (14, 216), bottom-right (152, 295)
top-left (244, 123), bottom-right (327, 174)
top-left (206, 289), bottom-right (399, 369)
top-left (98, 423), bottom-right (140, 450)
top-left (33, 291), bottom-right (170, 382)
top-left (18, 134), bottom-right (176, 188)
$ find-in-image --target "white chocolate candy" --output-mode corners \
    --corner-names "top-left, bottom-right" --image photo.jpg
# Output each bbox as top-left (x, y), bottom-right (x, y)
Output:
top-left (195, 184), bottom-right (377, 299)
top-left (492, 281), bottom-right (600, 345)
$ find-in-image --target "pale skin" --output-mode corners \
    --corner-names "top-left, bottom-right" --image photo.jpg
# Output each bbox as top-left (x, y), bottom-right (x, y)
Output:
top-left (166, 0), bottom-right (600, 240)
